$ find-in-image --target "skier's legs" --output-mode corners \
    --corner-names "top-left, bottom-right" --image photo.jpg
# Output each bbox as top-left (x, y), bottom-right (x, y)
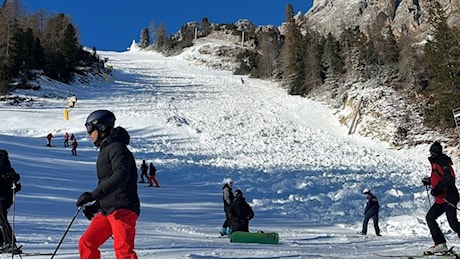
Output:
top-left (79, 213), bottom-right (112, 259)
top-left (0, 203), bottom-right (13, 246)
top-left (361, 213), bottom-right (371, 234)
top-left (153, 177), bottom-right (159, 187)
top-left (148, 176), bottom-right (154, 186)
top-left (108, 209), bottom-right (138, 259)
top-left (224, 208), bottom-right (232, 227)
top-left (426, 203), bottom-right (447, 245)
top-left (372, 212), bottom-right (380, 235)
top-left (445, 203), bottom-right (460, 235)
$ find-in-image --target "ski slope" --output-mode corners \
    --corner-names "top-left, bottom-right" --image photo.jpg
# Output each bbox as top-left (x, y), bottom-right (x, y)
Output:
top-left (0, 42), bottom-right (455, 258)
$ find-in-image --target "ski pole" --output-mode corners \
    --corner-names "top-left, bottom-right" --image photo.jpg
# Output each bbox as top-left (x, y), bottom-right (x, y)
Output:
top-left (51, 206), bottom-right (82, 259)
top-left (11, 183), bottom-right (20, 259)
top-left (443, 198), bottom-right (460, 211)
top-left (425, 185), bottom-right (432, 207)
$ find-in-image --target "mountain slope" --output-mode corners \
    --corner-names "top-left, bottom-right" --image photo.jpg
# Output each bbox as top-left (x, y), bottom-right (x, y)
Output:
top-left (0, 40), bottom-right (452, 258)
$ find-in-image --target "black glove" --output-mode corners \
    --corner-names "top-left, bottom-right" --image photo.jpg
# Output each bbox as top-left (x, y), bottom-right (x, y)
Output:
top-left (431, 188), bottom-right (441, 196)
top-left (422, 177), bottom-right (431, 186)
top-left (82, 203), bottom-right (99, 220)
top-left (76, 192), bottom-right (93, 207)
top-left (14, 182), bottom-right (21, 193)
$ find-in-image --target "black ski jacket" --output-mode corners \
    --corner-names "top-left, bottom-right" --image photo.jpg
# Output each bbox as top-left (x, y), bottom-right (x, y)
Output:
top-left (364, 193), bottom-right (380, 215)
top-left (229, 196), bottom-right (254, 232)
top-left (90, 127), bottom-right (140, 216)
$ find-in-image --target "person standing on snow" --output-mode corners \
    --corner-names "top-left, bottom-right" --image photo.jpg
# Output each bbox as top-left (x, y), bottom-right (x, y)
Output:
top-left (229, 189), bottom-right (254, 235)
top-left (220, 178), bottom-right (234, 236)
top-left (148, 162), bottom-right (159, 187)
top-left (71, 138), bottom-right (78, 156)
top-left (139, 160), bottom-right (148, 183)
top-left (64, 132), bottom-right (70, 147)
top-left (424, 141), bottom-right (460, 254)
top-left (46, 133), bottom-right (53, 147)
top-left (359, 188), bottom-right (381, 236)
top-left (0, 150), bottom-right (21, 254)
top-left (76, 110), bottom-right (140, 259)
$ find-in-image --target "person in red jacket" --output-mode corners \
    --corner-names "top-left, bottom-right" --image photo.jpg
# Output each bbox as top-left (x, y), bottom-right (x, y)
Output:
top-left (71, 138), bottom-right (78, 156)
top-left (424, 141), bottom-right (460, 254)
top-left (46, 133), bottom-right (53, 147)
top-left (64, 132), bottom-right (70, 147)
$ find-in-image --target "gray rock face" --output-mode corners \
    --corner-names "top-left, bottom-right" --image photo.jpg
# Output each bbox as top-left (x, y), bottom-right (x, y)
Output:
top-left (306, 0), bottom-right (460, 40)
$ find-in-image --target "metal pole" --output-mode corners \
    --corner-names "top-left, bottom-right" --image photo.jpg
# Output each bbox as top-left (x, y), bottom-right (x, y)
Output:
top-left (443, 198), bottom-right (460, 211)
top-left (425, 185), bottom-right (432, 208)
top-left (10, 183), bottom-right (19, 259)
top-left (51, 207), bottom-right (82, 259)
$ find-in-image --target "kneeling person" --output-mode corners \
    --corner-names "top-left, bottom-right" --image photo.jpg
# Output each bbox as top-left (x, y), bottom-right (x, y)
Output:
top-left (229, 189), bottom-right (254, 235)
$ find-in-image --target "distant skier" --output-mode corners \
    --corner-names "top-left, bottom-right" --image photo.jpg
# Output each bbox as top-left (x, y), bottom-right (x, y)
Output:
top-left (229, 189), bottom-right (254, 234)
top-left (0, 150), bottom-right (21, 254)
top-left (148, 162), bottom-right (159, 187)
top-left (139, 160), bottom-right (148, 183)
top-left (46, 133), bottom-right (53, 147)
top-left (71, 138), bottom-right (78, 156)
top-left (358, 188), bottom-right (381, 236)
top-left (424, 141), bottom-right (460, 254)
top-left (220, 178), bottom-right (234, 237)
top-left (64, 132), bottom-right (70, 147)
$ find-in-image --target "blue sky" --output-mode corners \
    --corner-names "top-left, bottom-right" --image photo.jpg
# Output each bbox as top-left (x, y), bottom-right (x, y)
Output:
top-left (21, 0), bottom-right (314, 51)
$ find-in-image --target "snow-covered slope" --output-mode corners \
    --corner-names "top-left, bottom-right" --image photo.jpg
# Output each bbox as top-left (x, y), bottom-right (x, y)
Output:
top-left (0, 40), bottom-right (456, 258)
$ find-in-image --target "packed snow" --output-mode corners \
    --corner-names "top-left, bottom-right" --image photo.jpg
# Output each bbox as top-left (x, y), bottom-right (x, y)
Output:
top-left (0, 40), bottom-right (459, 259)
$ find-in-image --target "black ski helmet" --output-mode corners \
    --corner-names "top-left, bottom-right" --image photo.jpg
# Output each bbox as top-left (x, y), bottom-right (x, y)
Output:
top-left (429, 141), bottom-right (443, 155)
top-left (85, 110), bottom-right (116, 134)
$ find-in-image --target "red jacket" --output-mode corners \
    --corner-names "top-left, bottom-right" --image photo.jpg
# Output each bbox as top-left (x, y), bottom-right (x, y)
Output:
top-left (430, 154), bottom-right (456, 204)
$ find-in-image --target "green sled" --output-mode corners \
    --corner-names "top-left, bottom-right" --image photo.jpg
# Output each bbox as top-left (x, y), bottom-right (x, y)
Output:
top-left (230, 231), bottom-right (279, 244)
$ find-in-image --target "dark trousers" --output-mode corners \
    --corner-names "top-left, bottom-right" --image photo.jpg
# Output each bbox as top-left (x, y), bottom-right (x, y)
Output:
top-left (222, 205), bottom-right (231, 228)
top-left (362, 207), bottom-right (380, 235)
top-left (426, 202), bottom-right (460, 245)
top-left (0, 204), bottom-right (13, 246)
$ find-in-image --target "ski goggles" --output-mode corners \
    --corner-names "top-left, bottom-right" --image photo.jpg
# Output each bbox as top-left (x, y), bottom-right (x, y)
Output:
top-left (85, 120), bottom-right (98, 134)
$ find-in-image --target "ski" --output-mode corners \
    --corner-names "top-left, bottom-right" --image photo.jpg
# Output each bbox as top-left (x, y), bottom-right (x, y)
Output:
top-left (21, 252), bottom-right (53, 256)
top-left (374, 246), bottom-right (460, 259)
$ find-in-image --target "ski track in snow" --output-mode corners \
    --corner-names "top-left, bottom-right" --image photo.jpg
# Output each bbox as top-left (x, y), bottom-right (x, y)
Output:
top-left (0, 45), bottom-right (454, 258)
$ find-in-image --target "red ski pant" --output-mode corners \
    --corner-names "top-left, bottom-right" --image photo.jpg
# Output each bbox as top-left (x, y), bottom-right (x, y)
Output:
top-left (148, 175), bottom-right (159, 187)
top-left (79, 209), bottom-right (138, 259)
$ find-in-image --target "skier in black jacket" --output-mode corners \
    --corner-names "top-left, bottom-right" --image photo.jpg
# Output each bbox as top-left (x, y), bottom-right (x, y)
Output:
top-left (359, 188), bottom-right (381, 236)
top-left (76, 110), bottom-right (140, 259)
top-left (0, 150), bottom-right (21, 253)
top-left (229, 189), bottom-right (254, 234)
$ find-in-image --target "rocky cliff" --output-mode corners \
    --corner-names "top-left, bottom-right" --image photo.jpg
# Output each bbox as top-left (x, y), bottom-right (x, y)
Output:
top-left (306, 0), bottom-right (460, 41)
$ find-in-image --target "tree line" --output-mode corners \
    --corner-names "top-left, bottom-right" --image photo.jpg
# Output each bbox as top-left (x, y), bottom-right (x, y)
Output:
top-left (0, 0), bottom-right (102, 95)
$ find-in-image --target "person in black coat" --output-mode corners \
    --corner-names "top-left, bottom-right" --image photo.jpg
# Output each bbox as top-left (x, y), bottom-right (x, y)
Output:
top-left (0, 150), bottom-right (21, 253)
top-left (139, 160), bottom-right (148, 183)
top-left (229, 189), bottom-right (254, 234)
top-left (359, 188), bottom-right (381, 236)
top-left (77, 110), bottom-right (140, 259)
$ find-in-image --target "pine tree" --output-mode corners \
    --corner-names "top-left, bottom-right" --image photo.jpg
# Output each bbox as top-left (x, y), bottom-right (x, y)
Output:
top-left (139, 28), bottom-right (150, 48)
top-left (321, 33), bottom-right (344, 80)
top-left (280, 4), bottom-right (306, 95)
top-left (423, 1), bottom-right (460, 128)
